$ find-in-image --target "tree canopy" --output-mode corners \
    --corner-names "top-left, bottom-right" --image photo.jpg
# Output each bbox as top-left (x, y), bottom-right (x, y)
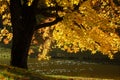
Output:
top-left (0, 0), bottom-right (120, 60)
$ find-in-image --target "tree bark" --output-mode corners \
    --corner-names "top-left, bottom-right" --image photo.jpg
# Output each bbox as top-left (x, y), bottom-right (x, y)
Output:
top-left (10, 0), bottom-right (61, 69)
top-left (0, 15), bottom-right (3, 28)
top-left (10, 0), bottom-right (37, 69)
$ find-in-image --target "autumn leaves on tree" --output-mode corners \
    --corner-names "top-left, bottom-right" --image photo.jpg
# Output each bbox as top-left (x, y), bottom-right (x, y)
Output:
top-left (0, 0), bottom-right (120, 68)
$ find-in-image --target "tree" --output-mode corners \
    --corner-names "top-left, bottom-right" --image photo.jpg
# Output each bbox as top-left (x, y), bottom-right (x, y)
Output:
top-left (10, 0), bottom-right (63, 69)
top-left (0, 0), bottom-right (120, 69)
top-left (10, 0), bottom-right (36, 69)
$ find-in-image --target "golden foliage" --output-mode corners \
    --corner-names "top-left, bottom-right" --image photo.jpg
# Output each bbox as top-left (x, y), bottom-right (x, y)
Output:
top-left (0, 4), bottom-right (7, 14)
top-left (52, 0), bottom-right (120, 59)
top-left (33, 0), bottom-right (120, 59)
top-left (0, 0), bottom-right (11, 26)
top-left (27, 0), bottom-right (34, 6)
top-left (28, 48), bottom-right (34, 55)
top-left (0, 0), bottom-right (120, 59)
top-left (3, 38), bottom-right (9, 44)
top-left (0, 27), bottom-right (13, 44)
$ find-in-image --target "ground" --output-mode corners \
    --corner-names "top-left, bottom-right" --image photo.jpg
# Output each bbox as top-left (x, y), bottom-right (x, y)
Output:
top-left (0, 46), bottom-right (120, 80)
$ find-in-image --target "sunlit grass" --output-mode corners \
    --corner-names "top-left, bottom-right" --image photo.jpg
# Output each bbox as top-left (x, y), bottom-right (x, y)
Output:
top-left (0, 70), bottom-right (22, 80)
top-left (28, 59), bottom-right (120, 79)
top-left (0, 46), bottom-right (120, 80)
top-left (0, 46), bottom-right (10, 59)
top-left (45, 75), bottom-right (114, 80)
top-left (0, 64), bottom-right (45, 80)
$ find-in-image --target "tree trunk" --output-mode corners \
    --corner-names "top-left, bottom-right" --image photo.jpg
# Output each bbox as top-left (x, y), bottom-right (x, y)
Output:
top-left (10, 0), bottom-right (36, 69)
top-left (0, 15), bottom-right (3, 28)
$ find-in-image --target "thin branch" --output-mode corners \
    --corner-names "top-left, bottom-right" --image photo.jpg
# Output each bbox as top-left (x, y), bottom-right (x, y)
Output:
top-left (35, 6), bottom-right (63, 14)
top-left (41, 6), bottom-right (63, 11)
top-left (74, 0), bottom-right (81, 10)
top-left (109, 0), bottom-right (116, 9)
top-left (36, 10), bottom-right (58, 17)
top-left (31, 0), bottom-right (39, 8)
top-left (73, 21), bottom-right (87, 30)
top-left (34, 17), bottom-right (63, 30)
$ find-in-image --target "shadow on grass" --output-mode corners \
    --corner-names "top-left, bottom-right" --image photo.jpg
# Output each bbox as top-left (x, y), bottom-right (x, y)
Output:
top-left (1, 64), bottom-right (118, 80)
top-left (0, 64), bottom-right (53, 80)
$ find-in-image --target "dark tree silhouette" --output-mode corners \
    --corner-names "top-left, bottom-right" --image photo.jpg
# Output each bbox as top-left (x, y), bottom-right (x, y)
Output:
top-left (10, 0), bottom-right (38, 69)
top-left (0, 15), bottom-right (3, 28)
top-left (10, 0), bottom-right (63, 69)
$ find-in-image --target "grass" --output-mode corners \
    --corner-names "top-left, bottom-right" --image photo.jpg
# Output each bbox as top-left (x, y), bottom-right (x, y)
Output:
top-left (0, 65), bottom-right (115, 80)
top-left (1, 64), bottom-right (110, 80)
top-left (28, 59), bottom-right (120, 80)
top-left (45, 75), bottom-right (115, 80)
top-left (0, 46), bottom-right (120, 80)
top-left (0, 64), bottom-right (46, 80)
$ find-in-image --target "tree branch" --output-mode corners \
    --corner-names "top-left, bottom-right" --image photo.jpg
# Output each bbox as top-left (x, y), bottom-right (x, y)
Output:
top-left (31, 0), bottom-right (39, 8)
top-left (36, 10), bottom-right (58, 17)
top-left (74, 0), bottom-right (81, 10)
top-left (34, 17), bottom-right (63, 30)
top-left (35, 6), bottom-right (63, 14)
top-left (109, 0), bottom-right (116, 9)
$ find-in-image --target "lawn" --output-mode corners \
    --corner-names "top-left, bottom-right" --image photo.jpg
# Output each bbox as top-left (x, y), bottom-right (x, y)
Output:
top-left (0, 47), bottom-right (120, 80)
top-left (0, 58), bottom-right (120, 80)
top-left (28, 58), bottom-right (120, 79)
